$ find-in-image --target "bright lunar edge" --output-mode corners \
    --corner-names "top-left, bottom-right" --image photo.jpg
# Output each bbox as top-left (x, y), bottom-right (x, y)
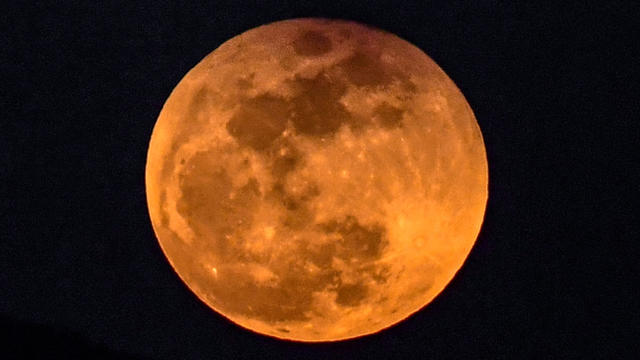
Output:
top-left (146, 18), bottom-right (488, 342)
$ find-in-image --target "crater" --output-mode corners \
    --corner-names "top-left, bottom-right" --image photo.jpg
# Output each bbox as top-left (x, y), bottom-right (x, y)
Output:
top-left (292, 30), bottom-right (332, 57)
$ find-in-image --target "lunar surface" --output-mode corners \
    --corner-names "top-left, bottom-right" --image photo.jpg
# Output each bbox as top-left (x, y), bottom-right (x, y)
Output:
top-left (146, 18), bottom-right (488, 341)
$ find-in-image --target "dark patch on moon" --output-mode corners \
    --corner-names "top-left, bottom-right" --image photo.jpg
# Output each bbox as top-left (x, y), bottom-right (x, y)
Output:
top-left (292, 30), bottom-right (332, 57)
top-left (159, 190), bottom-right (169, 226)
top-left (337, 50), bottom-right (413, 91)
top-left (321, 215), bottom-right (388, 259)
top-left (269, 181), bottom-right (320, 230)
top-left (159, 85), bottom-right (220, 183)
top-left (186, 86), bottom-right (212, 123)
top-left (402, 79), bottom-right (418, 94)
top-left (172, 153), bottom-right (341, 323)
top-left (211, 271), bottom-right (315, 322)
top-left (236, 73), bottom-right (255, 90)
top-left (335, 282), bottom-right (368, 307)
top-left (287, 72), bottom-right (353, 137)
top-left (307, 242), bottom-right (336, 268)
top-left (226, 94), bottom-right (290, 151)
top-left (268, 138), bottom-right (302, 179)
top-left (208, 240), bottom-right (342, 323)
top-left (313, 215), bottom-right (391, 308)
top-left (226, 59), bottom-right (413, 152)
top-left (337, 51), bottom-right (393, 87)
top-left (372, 102), bottom-right (404, 128)
top-left (176, 151), bottom-right (260, 258)
top-left (366, 263), bottom-right (391, 285)
top-left (174, 163), bottom-right (392, 321)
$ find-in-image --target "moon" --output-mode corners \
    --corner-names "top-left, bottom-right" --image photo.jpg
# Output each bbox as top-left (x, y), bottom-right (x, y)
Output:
top-left (146, 18), bottom-right (487, 342)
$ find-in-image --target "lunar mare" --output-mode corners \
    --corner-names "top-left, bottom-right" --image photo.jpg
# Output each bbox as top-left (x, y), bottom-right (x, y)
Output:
top-left (146, 18), bottom-right (488, 341)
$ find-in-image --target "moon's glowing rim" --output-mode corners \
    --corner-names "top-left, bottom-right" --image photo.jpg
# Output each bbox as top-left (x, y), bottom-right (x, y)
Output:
top-left (145, 17), bottom-right (488, 342)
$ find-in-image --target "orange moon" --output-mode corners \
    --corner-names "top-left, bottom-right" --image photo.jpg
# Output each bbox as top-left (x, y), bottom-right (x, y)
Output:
top-left (146, 18), bottom-right (488, 342)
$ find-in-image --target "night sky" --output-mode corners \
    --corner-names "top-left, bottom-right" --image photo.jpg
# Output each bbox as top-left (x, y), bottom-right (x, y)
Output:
top-left (2, 1), bottom-right (636, 359)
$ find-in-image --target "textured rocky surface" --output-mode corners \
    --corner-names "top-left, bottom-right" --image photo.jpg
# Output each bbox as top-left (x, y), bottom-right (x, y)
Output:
top-left (146, 19), bottom-right (487, 341)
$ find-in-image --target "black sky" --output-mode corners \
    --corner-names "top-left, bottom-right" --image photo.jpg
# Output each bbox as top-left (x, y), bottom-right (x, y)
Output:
top-left (2, 1), bottom-right (637, 359)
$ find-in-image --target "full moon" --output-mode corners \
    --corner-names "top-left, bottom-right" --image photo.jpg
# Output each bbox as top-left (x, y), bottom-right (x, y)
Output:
top-left (146, 18), bottom-right (487, 342)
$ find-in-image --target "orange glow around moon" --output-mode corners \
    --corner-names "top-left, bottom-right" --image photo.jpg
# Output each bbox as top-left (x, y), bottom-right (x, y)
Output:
top-left (145, 18), bottom-right (488, 342)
